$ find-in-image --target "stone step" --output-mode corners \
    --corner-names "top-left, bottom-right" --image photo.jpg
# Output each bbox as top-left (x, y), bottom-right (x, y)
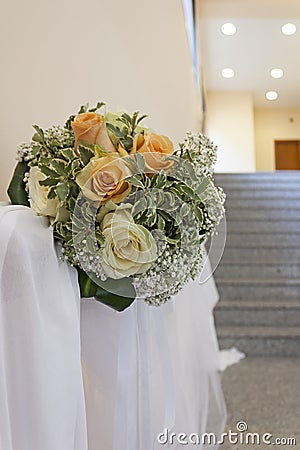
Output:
top-left (215, 262), bottom-right (300, 280)
top-left (214, 246), bottom-right (300, 263)
top-left (225, 198), bottom-right (300, 209)
top-left (219, 185), bottom-right (300, 195)
top-left (214, 171), bottom-right (300, 357)
top-left (227, 220), bottom-right (300, 233)
top-left (226, 208), bottom-right (300, 220)
top-left (225, 190), bottom-right (300, 199)
top-left (216, 279), bottom-right (300, 300)
top-left (225, 233), bottom-right (300, 247)
top-left (215, 172), bottom-right (300, 182)
top-left (215, 300), bottom-right (300, 327)
top-left (218, 183), bottom-right (300, 193)
top-left (217, 325), bottom-right (300, 356)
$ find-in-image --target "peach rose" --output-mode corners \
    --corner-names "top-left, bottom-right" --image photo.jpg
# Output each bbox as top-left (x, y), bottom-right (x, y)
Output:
top-left (131, 132), bottom-right (174, 173)
top-left (71, 112), bottom-right (116, 153)
top-left (76, 153), bottom-right (131, 204)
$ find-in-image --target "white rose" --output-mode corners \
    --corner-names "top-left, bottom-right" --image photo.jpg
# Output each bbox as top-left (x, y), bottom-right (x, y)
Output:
top-left (28, 166), bottom-right (59, 218)
top-left (101, 204), bottom-right (157, 279)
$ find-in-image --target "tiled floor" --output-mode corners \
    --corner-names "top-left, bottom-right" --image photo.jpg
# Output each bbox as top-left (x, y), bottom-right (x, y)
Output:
top-left (220, 357), bottom-right (300, 449)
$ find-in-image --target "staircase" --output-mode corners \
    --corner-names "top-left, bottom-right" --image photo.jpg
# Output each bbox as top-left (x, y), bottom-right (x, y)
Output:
top-left (213, 172), bottom-right (300, 356)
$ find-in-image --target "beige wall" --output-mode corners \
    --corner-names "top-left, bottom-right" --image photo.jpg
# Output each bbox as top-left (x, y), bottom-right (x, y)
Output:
top-left (0, 0), bottom-right (202, 200)
top-left (205, 91), bottom-right (256, 172)
top-left (254, 108), bottom-right (300, 171)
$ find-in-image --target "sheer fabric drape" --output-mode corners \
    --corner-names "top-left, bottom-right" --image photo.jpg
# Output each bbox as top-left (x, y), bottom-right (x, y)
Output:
top-left (0, 205), bottom-right (226, 450)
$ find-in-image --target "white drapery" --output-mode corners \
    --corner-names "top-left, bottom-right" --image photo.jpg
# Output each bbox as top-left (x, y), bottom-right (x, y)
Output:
top-left (0, 205), bottom-right (226, 450)
top-left (0, 205), bottom-right (88, 450)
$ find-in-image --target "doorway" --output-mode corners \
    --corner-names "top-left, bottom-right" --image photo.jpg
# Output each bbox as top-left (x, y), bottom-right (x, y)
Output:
top-left (275, 140), bottom-right (300, 170)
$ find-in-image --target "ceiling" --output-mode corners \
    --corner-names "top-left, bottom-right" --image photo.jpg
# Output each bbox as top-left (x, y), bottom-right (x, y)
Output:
top-left (197, 0), bottom-right (300, 107)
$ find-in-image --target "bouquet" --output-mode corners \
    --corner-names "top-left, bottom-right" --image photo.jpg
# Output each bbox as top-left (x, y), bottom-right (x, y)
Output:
top-left (8, 102), bottom-right (225, 311)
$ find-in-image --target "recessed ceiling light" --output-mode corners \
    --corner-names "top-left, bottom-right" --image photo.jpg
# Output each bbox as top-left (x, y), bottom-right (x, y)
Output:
top-left (222, 68), bottom-right (235, 78)
top-left (270, 68), bottom-right (284, 79)
top-left (281, 23), bottom-right (297, 35)
top-left (221, 23), bottom-right (237, 36)
top-left (266, 91), bottom-right (278, 101)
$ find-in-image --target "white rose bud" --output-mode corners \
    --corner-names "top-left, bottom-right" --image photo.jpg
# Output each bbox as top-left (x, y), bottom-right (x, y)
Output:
top-left (28, 166), bottom-right (59, 218)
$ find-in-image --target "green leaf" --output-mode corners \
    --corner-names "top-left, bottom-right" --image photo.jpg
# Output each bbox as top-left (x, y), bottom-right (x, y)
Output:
top-left (88, 101), bottom-right (105, 113)
top-left (196, 177), bottom-right (210, 196)
top-left (71, 159), bottom-right (82, 174)
top-left (106, 123), bottom-right (124, 138)
top-left (165, 236), bottom-right (180, 244)
top-left (31, 144), bottom-right (41, 156)
top-left (95, 228), bottom-right (105, 245)
top-left (78, 104), bottom-right (88, 114)
top-left (32, 125), bottom-right (45, 143)
top-left (132, 196), bottom-right (147, 218)
top-left (128, 176), bottom-right (145, 189)
top-left (48, 187), bottom-right (57, 199)
top-left (78, 268), bottom-right (136, 312)
top-left (73, 231), bottom-right (86, 245)
top-left (39, 178), bottom-right (60, 187)
top-left (146, 210), bottom-right (157, 227)
top-left (157, 209), bottom-right (173, 222)
top-left (132, 152), bottom-right (145, 173)
top-left (78, 145), bottom-right (94, 165)
top-left (178, 182), bottom-right (197, 198)
top-left (94, 144), bottom-right (109, 158)
top-left (120, 136), bottom-right (133, 150)
top-left (61, 148), bottom-right (76, 161)
top-left (151, 171), bottom-right (166, 189)
top-left (7, 161), bottom-right (30, 207)
top-left (56, 182), bottom-right (69, 202)
top-left (157, 213), bottom-right (165, 231)
top-left (180, 203), bottom-right (189, 217)
top-left (136, 114), bottom-right (148, 126)
top-left (118, 112), bottom-right (131, 127)
top-left (51, 159), bottom-right (67, 176)
top-left (192, 205), bottom-right (203, 224)
top-left (39, 164), bottom-right (61, 178)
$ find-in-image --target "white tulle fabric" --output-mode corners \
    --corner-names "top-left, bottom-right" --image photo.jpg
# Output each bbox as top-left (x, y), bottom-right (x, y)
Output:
top-left (0, 204), bottom-right (226, 450)
top-left (0, 204), bottom-right (88, 450)
top-left (81, 262), bottom-right (227, 450)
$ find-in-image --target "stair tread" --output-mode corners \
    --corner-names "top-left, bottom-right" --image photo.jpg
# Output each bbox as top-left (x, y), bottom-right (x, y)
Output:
top-left (216, 299), bottom-right (300, 310)
top-left (226, 231), bottom-right (300, 235)
top-left (215, 171), bottom-right (300, 356)
top-left (217, 325), bottom-right (300, 338)
top-left (216, 278), bottom-right (300, 285)
top-left (216, 261), bottom-right (300, 266)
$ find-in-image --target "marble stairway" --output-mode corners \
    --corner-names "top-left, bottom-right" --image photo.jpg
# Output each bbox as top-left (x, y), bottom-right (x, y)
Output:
top-left (213, 172), bottom-right (300, 356)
